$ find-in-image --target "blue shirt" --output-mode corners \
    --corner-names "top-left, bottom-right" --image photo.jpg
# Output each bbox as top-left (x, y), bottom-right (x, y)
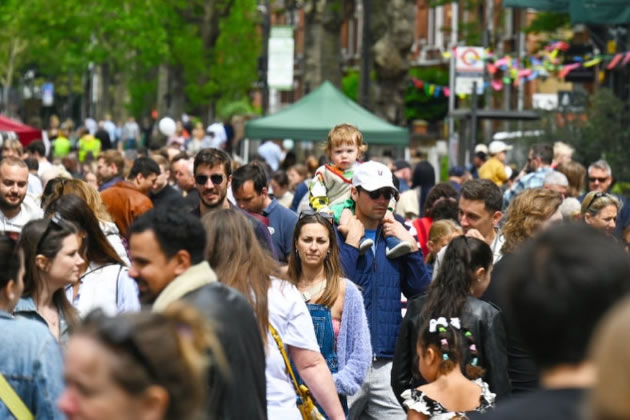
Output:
top-left (0, 310), bottom-right (65, 419)
top-left (257, 141), bottom-right (284, 171)
top-left (364, 229), bottom-right (377, 255)
top-left (503, 167), bottom-right (553, 207)
top-left (263, 199), bottom-right (298, 262)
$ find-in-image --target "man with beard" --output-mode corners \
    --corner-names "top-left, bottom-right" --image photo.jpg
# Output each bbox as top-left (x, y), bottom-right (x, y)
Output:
top-left (192, 148), bottom-right (277, 258)
top-left (96, 150), bottom-right (125, 191)
top-left (128, 208), bottom-right (267, 420)
top-left (0, 157), bottom-right (43, 236)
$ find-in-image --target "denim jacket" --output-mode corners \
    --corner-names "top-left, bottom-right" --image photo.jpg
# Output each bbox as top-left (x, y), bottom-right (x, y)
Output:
top-left (14, 297), bottom-right (70, 344)
top-left (0, 311), bottom-right (65, 419)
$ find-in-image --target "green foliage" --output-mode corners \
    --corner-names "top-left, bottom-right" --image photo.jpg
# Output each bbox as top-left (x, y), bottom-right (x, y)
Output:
top-left (525, 12), bottom-right (570, 34)
top-left (404, 67), bottom-right (449, 123)
top-left (0, 0), bottom-right (260, 118)
top-left (529, 89), bottom-right (630, 182)
top-left (341, 70), bottom-right (359, 102)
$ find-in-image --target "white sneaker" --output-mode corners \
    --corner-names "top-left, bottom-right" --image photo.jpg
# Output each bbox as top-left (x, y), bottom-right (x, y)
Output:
top-left (359, 238), bottom-right (374, 255)
top-left (386, 241), bottom-right (412, 258)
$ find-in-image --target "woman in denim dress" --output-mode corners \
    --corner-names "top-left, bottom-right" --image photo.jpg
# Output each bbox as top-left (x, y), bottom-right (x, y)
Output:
top-left (287, 212), bottom-right (372, 417)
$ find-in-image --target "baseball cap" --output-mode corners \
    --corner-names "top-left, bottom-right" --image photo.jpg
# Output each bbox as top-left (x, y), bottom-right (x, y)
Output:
top-left (448, 166), bottom-right (466, 177)
top-left (489, 140), bottom-right (513, 155)
top-left (353, 161), bottom-right (397, 192)
top-left (393, 159), bottom-right (411, 171)
top-left (474, 144), bottom-right (489, 155)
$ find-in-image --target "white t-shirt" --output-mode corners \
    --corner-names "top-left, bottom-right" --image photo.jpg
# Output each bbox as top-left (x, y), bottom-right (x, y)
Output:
top-left (266, 278), bottom-right (320, 420)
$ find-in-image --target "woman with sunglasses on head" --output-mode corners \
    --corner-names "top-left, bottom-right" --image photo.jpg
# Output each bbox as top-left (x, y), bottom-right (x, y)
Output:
top-left (42, 177), bottom-right (129, 264)
top-left (45, 194), bottom-right (140, 316)
top-left (286, 211), bottom-right (371, 416)
top-left (15, 217), bottom-right (84, 343)
top-left (581, 191), bottom-right (621, 236)
top-left (0, 235), bottom-right (66, 419)
top-left (203, 209), bottom-right (345, 420)
top-left (57, 301), bottom-right (220, 420)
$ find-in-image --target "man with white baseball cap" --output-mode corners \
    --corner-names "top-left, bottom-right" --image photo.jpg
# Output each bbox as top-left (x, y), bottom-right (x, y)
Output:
top-left (479, 140), bottom-right (512, 187)
top-left (337, 160), bottom-right (431, 420)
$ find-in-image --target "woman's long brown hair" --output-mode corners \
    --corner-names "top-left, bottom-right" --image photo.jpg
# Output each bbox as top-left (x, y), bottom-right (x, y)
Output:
top-left (286, 214), bottom-right (345, 308)
top-left (202, 209), bottom-right (277, 345)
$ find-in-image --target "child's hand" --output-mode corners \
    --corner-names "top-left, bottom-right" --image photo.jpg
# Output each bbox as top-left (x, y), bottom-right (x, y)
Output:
top-left (339, 215), bottom-right (364, 248)
top-left (382, 219), bottom-right (419, 252)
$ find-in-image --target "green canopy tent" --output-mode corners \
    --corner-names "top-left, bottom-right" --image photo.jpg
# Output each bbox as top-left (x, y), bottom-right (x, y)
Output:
top-left (245, 81), bottom-right (409, 146)
top-left (504, 0), bottom-right (630, 24)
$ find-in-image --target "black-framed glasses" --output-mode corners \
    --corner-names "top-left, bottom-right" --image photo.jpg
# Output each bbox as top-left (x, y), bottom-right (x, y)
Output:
top-left (36, 213), bottom-right (64, 253)
top-left (299, 208), bottom-right (333, 223)
top-left (84, 310), bottom-right (159, 382)
top-left (358, 186), bottom-right (397, 201)
top-left (195, 174), bottom-right (224, 186)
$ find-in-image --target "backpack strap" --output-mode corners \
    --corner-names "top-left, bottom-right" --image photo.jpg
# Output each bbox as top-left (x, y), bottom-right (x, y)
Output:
top-left (0, 373), bottom-right (34, 420)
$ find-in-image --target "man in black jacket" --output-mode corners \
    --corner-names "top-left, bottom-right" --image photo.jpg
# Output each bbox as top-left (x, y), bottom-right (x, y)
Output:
top-left (128, 208), bottom-right (267, 420)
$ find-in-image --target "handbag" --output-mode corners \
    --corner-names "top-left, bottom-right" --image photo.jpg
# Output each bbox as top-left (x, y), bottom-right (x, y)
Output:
top-left (268, 323), bottom-right (325, 420)
top-left (0, 373), bottom-right (34, 420)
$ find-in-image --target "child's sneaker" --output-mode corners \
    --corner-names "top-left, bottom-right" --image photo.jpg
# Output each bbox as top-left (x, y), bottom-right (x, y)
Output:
top-left (385, 237), bottom-right (412, 258)
top-left (358, 238), bottom-right (374, 255)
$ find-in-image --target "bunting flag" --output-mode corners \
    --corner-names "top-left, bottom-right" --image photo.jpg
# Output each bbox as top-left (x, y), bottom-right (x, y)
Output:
top-left (412, 39), bottom-right (630, 99)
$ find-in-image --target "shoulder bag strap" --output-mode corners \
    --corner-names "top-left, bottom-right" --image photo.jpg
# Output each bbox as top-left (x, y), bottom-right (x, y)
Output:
top-left (0, 373), bottom-right (34, 420)
top-left (268, 323), bottom-right (303, 396)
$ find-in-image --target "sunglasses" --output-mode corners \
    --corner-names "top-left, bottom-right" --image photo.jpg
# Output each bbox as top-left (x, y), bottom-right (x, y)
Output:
top-left (583, 192), bottom-right (608, 212)
top-left (195, 174), bottom-right (224, 185)
top-left (37, 213), bottom-right (64, 253)
top-left (299, 209), bottom-right (333, 223)
top-left (358, 187), bottom-right (397, 201)
top-left (84, 310), bottom-right (159, 381)
top-left (589, 177), bottom-right (609, 183)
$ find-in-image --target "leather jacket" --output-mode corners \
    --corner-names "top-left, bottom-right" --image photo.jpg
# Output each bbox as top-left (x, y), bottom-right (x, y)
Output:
top-left (184, 283), bottom-right (268, 420)
top-left (100, 181), bottom-right (153, 238)
top-left (391, 295), bottom-right (511, 409)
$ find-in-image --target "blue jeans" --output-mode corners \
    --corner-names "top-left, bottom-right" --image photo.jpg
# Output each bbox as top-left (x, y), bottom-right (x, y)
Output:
top-left (293, 303), bottom-right (348, 418)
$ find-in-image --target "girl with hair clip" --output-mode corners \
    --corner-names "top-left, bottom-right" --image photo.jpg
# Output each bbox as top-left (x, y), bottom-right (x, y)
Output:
top-left (44, 194), bottom-right (140, 316)
top-left (14, 217), bottom-right (85, 343)
top-left (58, 301), bottom-right (224, 420)
top-left (392, 237), bottom-right (510, 407)
top-left (401, 319), bottom-right (495, 419)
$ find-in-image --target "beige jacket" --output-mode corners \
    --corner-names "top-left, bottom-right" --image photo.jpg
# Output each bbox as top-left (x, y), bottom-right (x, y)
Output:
top-left (152, 261), bottom-right (217, 312)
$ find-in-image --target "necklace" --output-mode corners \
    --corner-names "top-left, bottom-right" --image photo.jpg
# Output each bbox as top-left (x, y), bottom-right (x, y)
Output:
top-left (301, 280), bottom-right (327, 302)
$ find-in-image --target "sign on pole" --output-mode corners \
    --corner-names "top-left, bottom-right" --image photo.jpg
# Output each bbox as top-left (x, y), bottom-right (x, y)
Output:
top-left (267, 26), bottom-right (294, 90)
top-left (455, 46), bottom-right (484, 95)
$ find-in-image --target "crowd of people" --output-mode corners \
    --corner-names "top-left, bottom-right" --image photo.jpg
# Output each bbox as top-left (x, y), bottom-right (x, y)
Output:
top-left (0, 119), bottom-right (629, 420)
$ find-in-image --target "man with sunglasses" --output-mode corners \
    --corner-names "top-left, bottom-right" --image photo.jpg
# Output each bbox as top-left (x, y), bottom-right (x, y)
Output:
top-left (192, 148), bottom-right (277, 259)
top-left (336, 161), bottom-right (431, 420)
top-left (581, 159), bottom-right (630, 238)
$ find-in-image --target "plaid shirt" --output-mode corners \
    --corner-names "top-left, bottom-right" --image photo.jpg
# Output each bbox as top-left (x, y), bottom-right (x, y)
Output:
top-left (503, 166), bottom-right (553, 206)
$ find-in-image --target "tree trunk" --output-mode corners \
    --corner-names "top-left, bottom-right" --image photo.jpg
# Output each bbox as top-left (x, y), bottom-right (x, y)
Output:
top-left (303, 0), bottom-right (355, 92)
top-left (1, 38), bottom-right (26, 117)
top-left (156, 63), bottom-right (169, 117)
top-left (369, 0), bottom-right (415, 124)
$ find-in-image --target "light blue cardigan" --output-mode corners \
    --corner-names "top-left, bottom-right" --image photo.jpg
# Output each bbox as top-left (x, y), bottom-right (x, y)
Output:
top-left (334, 279), bottom-right (372, 396)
